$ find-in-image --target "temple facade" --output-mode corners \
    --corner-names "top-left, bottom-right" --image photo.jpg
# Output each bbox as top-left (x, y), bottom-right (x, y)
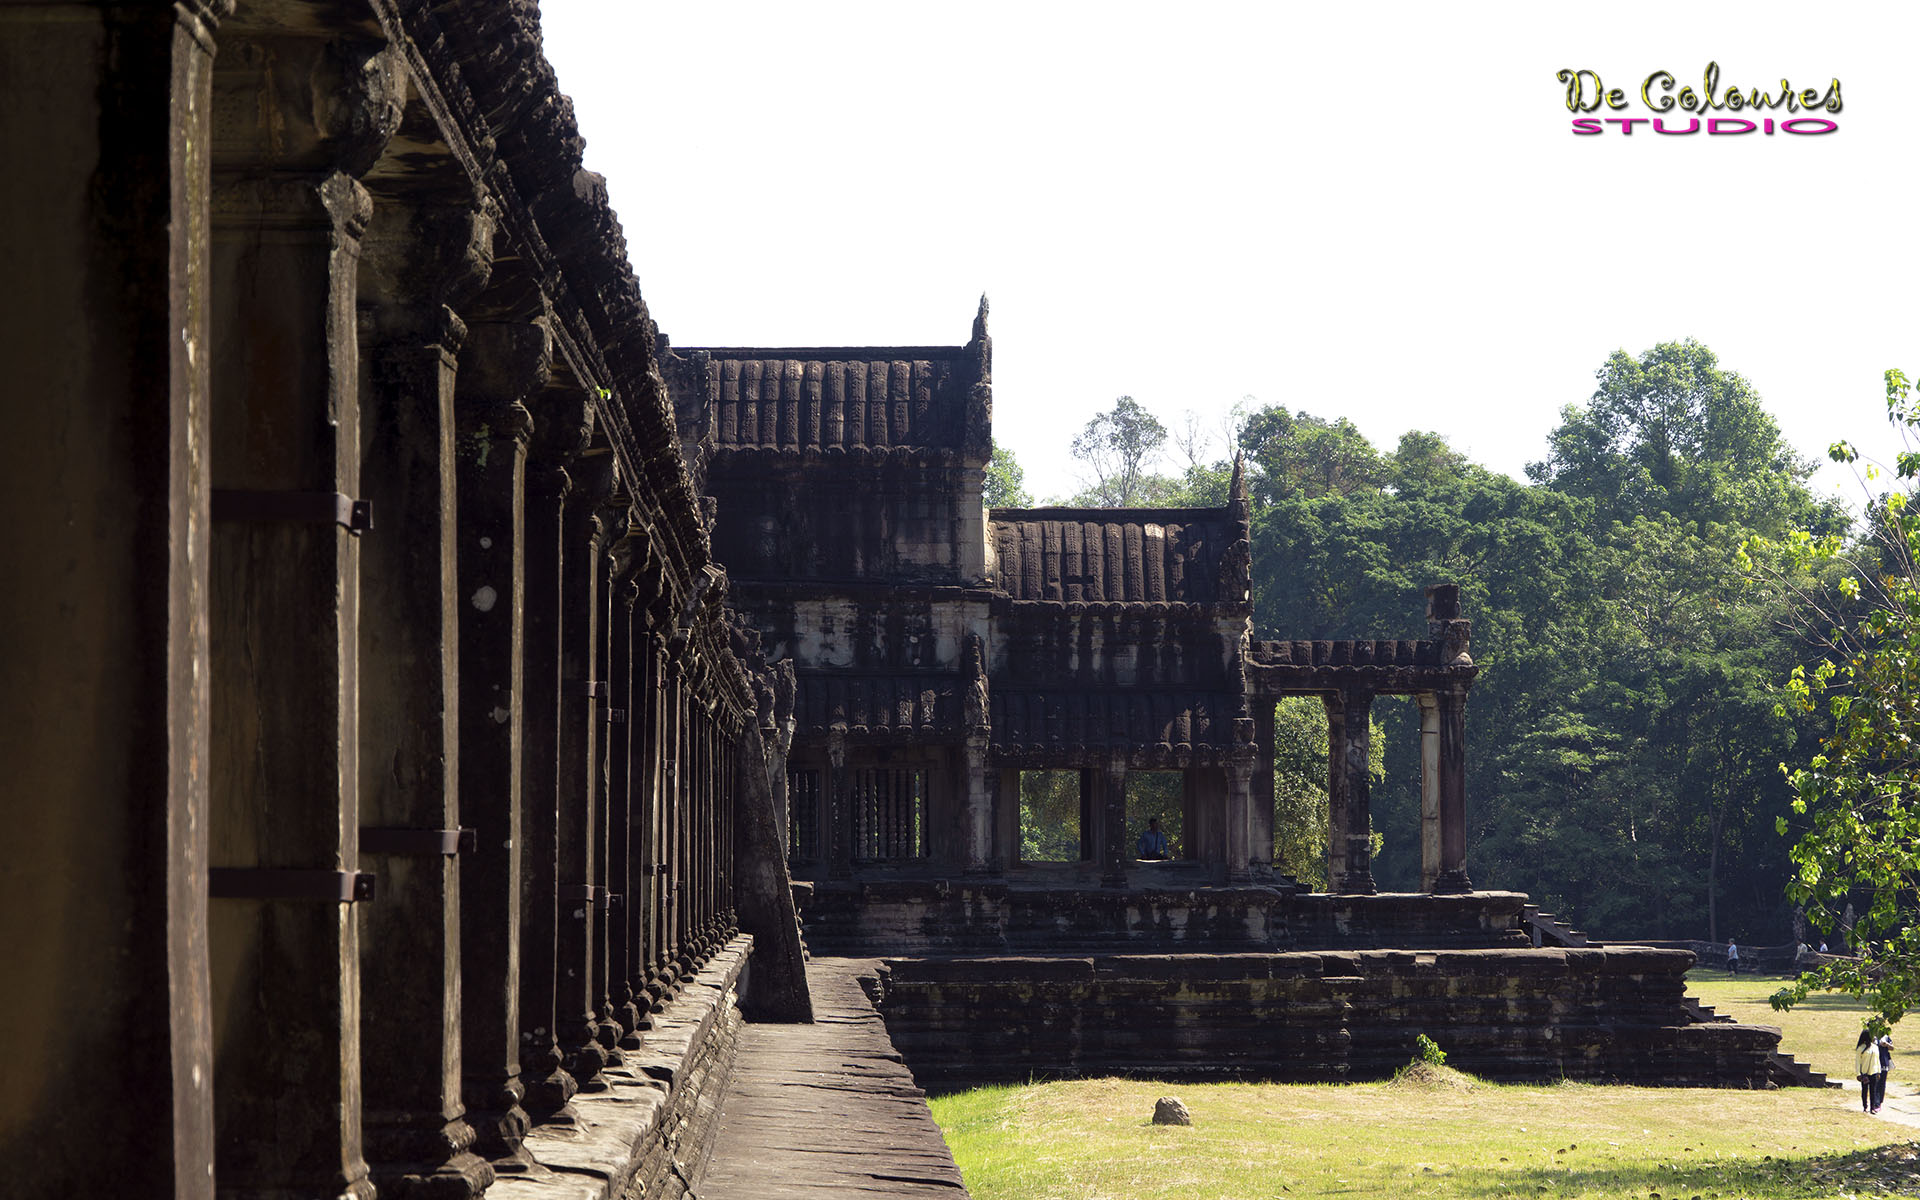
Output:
top-left (663, 307), bottom-right (1478, 900)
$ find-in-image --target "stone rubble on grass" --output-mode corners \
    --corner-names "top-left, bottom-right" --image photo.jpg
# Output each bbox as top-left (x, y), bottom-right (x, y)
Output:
top-left (1152, 1096), bottom-right (1191, 1126)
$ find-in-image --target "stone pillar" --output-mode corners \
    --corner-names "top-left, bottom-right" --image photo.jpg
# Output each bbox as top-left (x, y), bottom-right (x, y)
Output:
top-left (1324, 687), bottom-right (1376, 894)
top-left (827, 727), bottom-right (854, 879)
top-left (353, 190), bottom-right (495, 1198)
top-left (1, 5), bottom-right (222, 1192)
top-left (1099, 755), bottom-right (1129, 888)
top-left (1078, 768), bottom-right (1096, 863)
top-left (960, 632), bottom-right (993, 872)
top-left (659, 653), bottom-right (688, 983)
top-left (1432, 685), bottom-right (1473, 893)
top-left (1224, 737), bottom-right (1255, 886)
top-left (605, 547), bottom-right (644, 1047)
top-left (994, 768), bottom-right (1022, 869)
top-left (1253, 702), bottom-right (1278, 881)
top-left (517, 393), bottom-right (587, 1119)
top-left (641, 631), bottom-right (670, 1009)
top-left (556, 451), bottom-right (614, 1091)
top-left (203, 31), bottom-right (400, 1198)
top-left (1417, 693), bottom-right (1441, 893)
top-left (452, 318), bottom-right (545, 1165)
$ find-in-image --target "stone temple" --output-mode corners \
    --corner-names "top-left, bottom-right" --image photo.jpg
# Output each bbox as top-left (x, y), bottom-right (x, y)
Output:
top-left (0, 2), bottom-right (1822, 1197)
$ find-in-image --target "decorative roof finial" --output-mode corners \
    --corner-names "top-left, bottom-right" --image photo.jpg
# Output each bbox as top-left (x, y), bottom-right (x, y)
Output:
top-left (973, 293), bottom-right (990, 341)
top-left (1229, 452), bottom-right (1247, 503)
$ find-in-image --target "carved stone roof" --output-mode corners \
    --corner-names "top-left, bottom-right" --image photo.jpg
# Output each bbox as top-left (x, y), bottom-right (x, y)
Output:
top-left (989, 508), bottom-right (1236, 605)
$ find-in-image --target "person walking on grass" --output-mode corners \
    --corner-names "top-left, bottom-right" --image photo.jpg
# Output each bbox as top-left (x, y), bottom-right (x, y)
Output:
top-left (1726, 940), bottom-right (1739, 975)
top-left (1876, 1032), bottom-right (1894, 1113)
top-left (1858, 1029), bottom-right (1880, 1113)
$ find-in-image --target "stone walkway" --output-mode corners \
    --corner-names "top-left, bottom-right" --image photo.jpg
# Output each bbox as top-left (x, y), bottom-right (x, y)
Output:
top-left (699, 957), bottom-right (970, 1198)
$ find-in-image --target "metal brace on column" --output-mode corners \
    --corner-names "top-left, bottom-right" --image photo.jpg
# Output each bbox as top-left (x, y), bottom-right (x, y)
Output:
top-left (212, 490), bottom-right (373, 536)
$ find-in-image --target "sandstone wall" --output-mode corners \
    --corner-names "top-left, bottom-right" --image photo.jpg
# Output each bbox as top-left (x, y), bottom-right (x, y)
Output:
top-left (873, 947), bottom-right (1780, 1089)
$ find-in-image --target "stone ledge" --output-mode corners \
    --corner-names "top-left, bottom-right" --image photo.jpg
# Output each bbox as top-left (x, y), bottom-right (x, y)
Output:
top-left (491, 935), bottom-right (752, 1200)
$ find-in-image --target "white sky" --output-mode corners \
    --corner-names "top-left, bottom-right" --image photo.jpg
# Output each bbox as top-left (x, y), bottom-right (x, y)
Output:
top-left (540, 2), bottom-right (1920, 505)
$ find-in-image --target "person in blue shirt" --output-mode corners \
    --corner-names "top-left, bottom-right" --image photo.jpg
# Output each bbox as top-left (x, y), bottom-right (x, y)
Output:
top-left (1136, 818), bottom-right (1170, 860)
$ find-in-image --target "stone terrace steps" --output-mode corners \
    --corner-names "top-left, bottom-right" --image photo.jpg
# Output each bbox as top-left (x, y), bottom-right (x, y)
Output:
top-left (1523, 905), bottom-right (1591, 947)
top-left (697, 957), bottom-right (969, 1199)
top-left (1682, 995), bottom-right (1837, 1088)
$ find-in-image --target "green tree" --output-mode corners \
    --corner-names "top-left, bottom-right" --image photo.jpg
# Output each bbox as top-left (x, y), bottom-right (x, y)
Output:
top-left (1240, 407), bottom-right (1387, 503)
top-left (1528, 339), bottom-right (1840, 537)
top-left (1070, 396), bottom-right (1168, 506)
top-left (984, 440), bottom-right (1032, 508)
top-left (1765, 369), bottom-right (1920, 1025)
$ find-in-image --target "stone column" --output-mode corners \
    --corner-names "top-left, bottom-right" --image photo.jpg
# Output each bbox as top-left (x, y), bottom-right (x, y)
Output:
top-left (1224, 734), bottom-right (1255, 886)
top-left (1432, 685), bottom-right (1473, 893)
top-left (1099, 755), bottom-right (1129, 888)
top-left (1323, 687), bottom-right (1377, 894)
top-left (1417, 693), bottom-right (1441, 893)
top-left (994, 768), bottom-right (1022, 869)
top-left (452, 317), bottom-right (546, 1165)
top-left (827, 726), bottom-right (854, 879)
top-left (1253, 702), bottom-right (1278, 881)
top-left (605, 545), bottom-right (644, 1047)
top-left (641, 630), bottom-right (671, 1010)
top-left (1, 5), bottom-right (222, 1192)
top-left (556, 451), bottom-right (615, 1091)
top-left (353, 191), bottom-right (494, 1199)
top-left (517, 390), bottom-right (588, 1119)
top-left (656, 652), bottom-right (687, 988)
top-left (1078, 768), bottom-right (1097, 863)
top-left (204, 32), bottom-right (400, 1199)
top-left (960, 632), bottom-right (994, 873)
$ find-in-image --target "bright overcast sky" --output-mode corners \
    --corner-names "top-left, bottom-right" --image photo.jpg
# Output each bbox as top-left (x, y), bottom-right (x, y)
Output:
top-left (540, 2), bottom-right (1920, 505)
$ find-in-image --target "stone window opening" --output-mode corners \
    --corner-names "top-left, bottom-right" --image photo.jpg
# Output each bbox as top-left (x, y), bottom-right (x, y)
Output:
top-left (1017, 770), bottom-right (1083, 863)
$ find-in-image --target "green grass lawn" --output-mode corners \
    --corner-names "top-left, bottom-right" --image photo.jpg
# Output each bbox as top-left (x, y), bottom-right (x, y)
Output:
top-left (925, 971), bottom-right (1920, 1200)
top-left (931, 1074), bottom-right (1912, 1199)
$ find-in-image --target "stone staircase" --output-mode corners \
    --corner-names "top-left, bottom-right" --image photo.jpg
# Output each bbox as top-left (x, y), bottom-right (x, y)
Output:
top-left (1682, 995), bottom-right (1836, 1088)
top-left (1522, 904), bottom-right (1591, 947)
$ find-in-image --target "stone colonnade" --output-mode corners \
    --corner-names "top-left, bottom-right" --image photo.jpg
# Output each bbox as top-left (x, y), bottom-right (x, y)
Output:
top-left (1317, 682), bottom-right (1472, 895)
top-left (1, 2), bottom-right (777, 1196)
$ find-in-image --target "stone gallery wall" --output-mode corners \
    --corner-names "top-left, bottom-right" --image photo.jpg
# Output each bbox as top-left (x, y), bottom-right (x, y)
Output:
top-left (873, 948), bottom-right (1782, 1089)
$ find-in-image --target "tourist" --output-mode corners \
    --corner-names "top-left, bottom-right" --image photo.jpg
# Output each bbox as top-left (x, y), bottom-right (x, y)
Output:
top-left (1725, 940), bottom-right (1739, 975)
top-left (1136, 818), bottom-right (1170, 861)
top-left (1877, 1033), bottom-right (1895, 1113)
top-left (1858, 1029), bottom-right (1879, 1112)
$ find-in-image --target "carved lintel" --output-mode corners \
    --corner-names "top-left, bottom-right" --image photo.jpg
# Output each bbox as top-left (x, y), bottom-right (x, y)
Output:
top-left (360, 195), bottom-right (498, 345)
top-left (212, 170), bottom-right (373, 239)
top-left (214, 36), bottom-right (406, 180)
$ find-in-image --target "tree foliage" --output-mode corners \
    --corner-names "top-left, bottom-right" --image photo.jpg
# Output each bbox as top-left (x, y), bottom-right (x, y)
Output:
top-left (1070, 396), bottom-right (1168, 506)
top-left (1761, 369), bottom-right (1920, 1026)
top-left (985, 440), bottom-right (1032, 508)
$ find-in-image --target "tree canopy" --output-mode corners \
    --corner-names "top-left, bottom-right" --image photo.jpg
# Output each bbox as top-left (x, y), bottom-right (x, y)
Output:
top-left (1070, 396), bottom-right (1168, 506)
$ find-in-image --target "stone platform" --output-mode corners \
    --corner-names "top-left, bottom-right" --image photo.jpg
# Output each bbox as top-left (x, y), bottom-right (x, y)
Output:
top-left (871, 946), bottom-right (1784, 1090)
top-left (698, 957), bottom-right (969, 1199)
top-left (800, 879), bottom-right (1534, 956)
